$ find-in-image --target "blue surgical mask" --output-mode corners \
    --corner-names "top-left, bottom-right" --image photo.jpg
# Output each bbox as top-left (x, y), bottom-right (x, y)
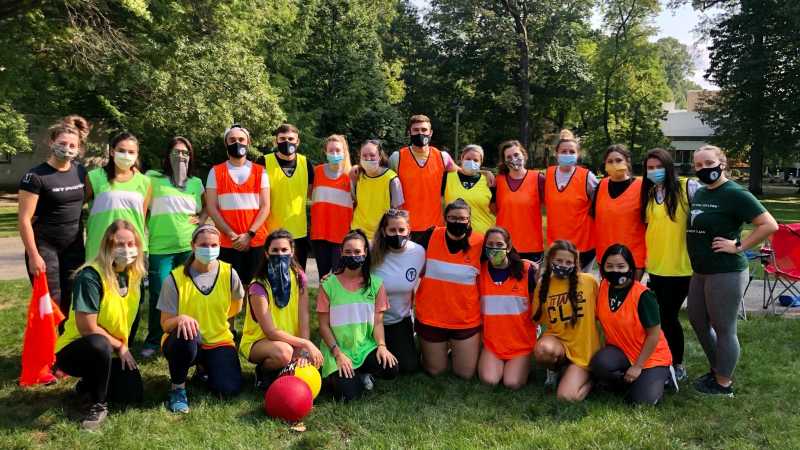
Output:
top-left (195, 246), bottom-right (220, 264)
top-left (647, 168), bottom-right (666, 184)
top-left (462, 160), bottom-right (481, 174)
top-left (557, 154), bottom-right (577, 167)
top-left (327, 153), bottom-right (344, 165)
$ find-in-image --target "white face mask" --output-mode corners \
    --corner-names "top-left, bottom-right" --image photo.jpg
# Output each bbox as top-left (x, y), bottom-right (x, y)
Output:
top-left (362, 159), bottom-right (380, 172)
top-left (114, 151), bottom-right (137, 170)
top-left (113, 246), bottom-right (138, 267)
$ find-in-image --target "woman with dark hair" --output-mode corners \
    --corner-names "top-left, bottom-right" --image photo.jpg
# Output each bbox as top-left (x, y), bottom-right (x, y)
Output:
top-left (141, 136), bottom-right (206, 357)
top-left (241, 229), bottom-right (323, 389)
top-left (414, 199), bottom-right (483, 379)
top-left (477, 227), bottom-right (537, 389)
top-left (18, 115), bottom-right (91, 315)
top-left (85, 131), bottom-right (152, 261)
top-left (317, 229), bottom-right (398, 401)
top-left (350, 139), bottom-right (404, 240)
top-left (532, 240), bottom-right (600, 402)
top-left (640, 148), bottom-right (699, 381)
top-left (371, 209), bottom-right (425, 374)
top-left (590, 244), bottom-right (676, 405)
top-left (592, 144), bottom-right (646, 278)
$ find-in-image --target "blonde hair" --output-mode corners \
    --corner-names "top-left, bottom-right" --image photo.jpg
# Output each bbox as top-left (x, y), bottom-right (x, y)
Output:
top-left (695, 145), bottom-right (727, 166)
top-left (323, 134), bottom-right (352, 172)
top-left (460, 144), bottom-right (484, 162)
top-left (48, 115), bottom-right (92, 149)
top-left (75, 220), bottom-right (146, 292)
top-left (554, 129), bottom-right (579, 153)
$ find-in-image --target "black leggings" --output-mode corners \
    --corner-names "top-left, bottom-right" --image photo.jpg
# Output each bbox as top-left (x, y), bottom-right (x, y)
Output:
top-left (311, 239), bottom-right (341, 276)
top-left (648, 274), bottom-right (691, 365)
top-left (219, 246), bottom-right (265, 287)
top-left (163, 332), bottom-right (242, 397)
top-left (384, 316), bottom-right (419, 374)
top-left (294, 237), bottom-right (310, 271)
top-left (25, 226), bottom-right (84, 315)
top-left (590, 345), bottom-right (669, 405)
top-left (55, 334), bottom-right (143, 404)
top-left (327, 348), bottom-right (399, 402)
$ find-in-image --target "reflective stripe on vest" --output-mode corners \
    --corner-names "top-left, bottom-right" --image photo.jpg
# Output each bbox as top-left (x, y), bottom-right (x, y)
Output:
top-left (151, 194), bottom-right (197, 216)
top-left (90, 189), bottom-right (145, 215)
top-left (481, 294), bottom-right (529, 315)
top-left (312, 185), bottom-right (353, 208)
top-left (311, 165), bottom-right (353, 242)
top-left (329, 302), bottom-right (375, 328)
top-left (424, 259), bottom-right (480, 286)
top-left (544, 165), bottom-right (594, 251)
top-left (396, 147), bottom-right (445, 232)
top-left (594, 177), bottom-right (647, 268)
top-left (478, 260), bottom-right (536, 359)
top-left (214, 161), bottom-right (267, 248)
top-left (218, 192), bottom-right (260, 211)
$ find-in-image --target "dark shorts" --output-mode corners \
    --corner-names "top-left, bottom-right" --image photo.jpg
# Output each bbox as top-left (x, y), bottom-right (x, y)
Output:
top-left (414, 321), bottom-right (481, 343)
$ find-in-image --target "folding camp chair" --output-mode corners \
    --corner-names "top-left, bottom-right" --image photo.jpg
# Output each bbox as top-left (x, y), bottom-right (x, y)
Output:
top-left (742, 246), bottom-right (773, 320)
top-left (762, 223), bottom-right (800, 315)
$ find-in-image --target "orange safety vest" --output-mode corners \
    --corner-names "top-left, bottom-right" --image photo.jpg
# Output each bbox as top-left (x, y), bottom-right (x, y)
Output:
top-left (397, 146), bottom-right (445, 232)
top-left (214, 162), bottom-right (267, 248)
top-left (479, 261), bottom-right (537, 360)
top-left (596, 280), bottom-right (672, 368)
top-left (544, 166), bottom-right (594, 252)
top-left (594, 177), bottom-right (646, 267)
top-left (310, 165), bottom-right (353, 243)
top-left (415, 227), bottom-right (483, 329)
top-left (495, 170), bottom-right (544, 253)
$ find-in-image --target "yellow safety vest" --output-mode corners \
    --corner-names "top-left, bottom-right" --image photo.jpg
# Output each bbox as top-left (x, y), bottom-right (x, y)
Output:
top-left (444, 171), bottom-right (496, 234)
top-left (239, 271), bottom-right (301, 361)
top-left (169, 261), bottom-right (234, 347)
top-left (265, 153), bottom-right (309, 238)
top-left (645, 177), bottom-right (693, 276)
top-left (351, 169), bottom-right (397, 240)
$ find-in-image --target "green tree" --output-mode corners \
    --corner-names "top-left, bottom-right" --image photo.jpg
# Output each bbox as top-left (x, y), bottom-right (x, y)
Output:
top-left (655, 37), bottom-right (701, 109)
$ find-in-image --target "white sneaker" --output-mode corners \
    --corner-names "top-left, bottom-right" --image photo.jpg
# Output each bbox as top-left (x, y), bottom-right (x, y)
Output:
top-left (544, 369), bottom-right (559, 390)
top-left (665, 365), bottom-right (680, 393)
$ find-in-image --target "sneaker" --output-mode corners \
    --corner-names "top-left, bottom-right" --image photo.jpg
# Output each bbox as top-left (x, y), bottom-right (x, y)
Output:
top-left (254, 365), bottom-right (278, 391)
top-left (544, 369), bottom-right (560, 391)
top-left (694, 375), bottom-right (734, 398)
top-left (167, 388), bottom-right (190, 413)
top-left (665, 366), bottom-right (680, 393)
top-left (80, 402), bottom-right (108, 431)
top-left (673, 364), bottom-right (687, 382)
top-left (140, 347), bottom-right (157, 359)
top-left (360, 374), bottom-right (374, 391)
top-left (693, 371), bottom-right (715, 390)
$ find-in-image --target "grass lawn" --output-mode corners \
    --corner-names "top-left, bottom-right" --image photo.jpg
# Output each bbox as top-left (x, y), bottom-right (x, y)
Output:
top-left (0, 280), bottom-right (799, 449)
top-left (0, 206), bottom-right (17, 238)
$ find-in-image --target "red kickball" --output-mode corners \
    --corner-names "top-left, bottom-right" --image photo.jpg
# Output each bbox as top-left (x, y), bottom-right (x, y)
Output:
top-left (264, 375), bottom-right (313, 422)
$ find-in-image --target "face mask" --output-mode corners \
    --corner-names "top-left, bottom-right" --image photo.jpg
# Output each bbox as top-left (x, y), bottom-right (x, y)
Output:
top-left (646, 168), bottom-right (666, 184)
top-left (340, 255), bottom-right (366, 270)
top-left (386, 234), bottom-right (408, 250)
top-left (552, 264), bottom-right (574, 278)
top-left (446, 221), bottom-right (470, 237)
top-left (410, 133), bottom-right (431, 148)
top-left (697, 165), bottom-right (723, 185)
top-left (326, 153), bottom-right (344, 165)
top-left (267, 254), bottom-right (292, 308)
top-left (361, 159), bottom-right (380, 172)
top-left (505, 156), bottom-right (525, 170)
top-left (557, 154), bottom-right (577, 167)
top-left (277, 141), bottom-right (297, 156)
top-left (195, 246), bottom-right (219, 264)
top-left (462, 160), bottom-right (481, 174)
top-left (486, 248), bottom-right (507, 266)
top-left (604, 270), bottom-right (631, 287)
top-left (52, 143), bottom-right (78, 162)
top-left (114, 152), bottom-right (137, 170)
top-left (113, 246), bottom-right (138, 267)
top-left (170, 153), bottom-right (189, 188)
top-left (605, 162), bottom-right (628, 179)
top-left (227, 142), bottom-right (247, 158)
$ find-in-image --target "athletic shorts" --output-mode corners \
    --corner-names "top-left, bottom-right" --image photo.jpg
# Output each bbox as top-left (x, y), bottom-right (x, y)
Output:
top-left (414, 321), bottom-right (481, 343)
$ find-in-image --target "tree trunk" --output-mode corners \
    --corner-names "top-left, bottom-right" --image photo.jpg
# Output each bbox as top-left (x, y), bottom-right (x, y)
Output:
top-left (749, 138), bottom-right (764, 195)
top-left (516, 32), bottom-right (530, 149)
top-left (602, 75), bottom-right (612, 145)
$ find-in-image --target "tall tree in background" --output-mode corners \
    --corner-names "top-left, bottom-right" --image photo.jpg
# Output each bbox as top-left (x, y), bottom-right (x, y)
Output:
top-left (655, 37), bottom-right (701, 109)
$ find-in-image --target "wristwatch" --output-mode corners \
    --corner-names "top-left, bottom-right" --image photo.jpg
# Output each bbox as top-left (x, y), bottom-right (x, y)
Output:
top-left (247, 229), bottom-right (256, 238)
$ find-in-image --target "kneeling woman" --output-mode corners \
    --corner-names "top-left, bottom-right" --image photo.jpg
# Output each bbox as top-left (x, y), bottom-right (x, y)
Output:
top-left (478, 227), bottom-right (537, 389)
top-left (240, 229), bottom-right (324, 388)
top-left (532, 240), bottom-right (601, 401)
top-left (158, 225), bottom-right (245, 413)
top-left (55, 219), bottom-right (145, 430)
top-left (590, 244), bottom-right (675, 405)
top-left (318, 230), bottom-right (399, 401)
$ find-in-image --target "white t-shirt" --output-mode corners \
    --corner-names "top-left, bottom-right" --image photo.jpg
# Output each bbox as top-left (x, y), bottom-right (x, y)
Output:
top-left (206, 161), bottom-right (269, 189)
top-left (372, 241), bottom-right (426, 325)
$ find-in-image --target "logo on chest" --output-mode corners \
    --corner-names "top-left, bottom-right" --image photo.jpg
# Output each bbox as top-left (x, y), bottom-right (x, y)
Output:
top-left (405, 268), bottom-right (417, 282)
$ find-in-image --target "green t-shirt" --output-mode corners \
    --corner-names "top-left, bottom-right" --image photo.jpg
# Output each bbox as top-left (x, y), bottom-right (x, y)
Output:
top-left (686, 180), bottom-right (766, 274)
top-left (71, 266), bottom-right (129, 314)
top-left (608, 285), bottom-right (660, 328)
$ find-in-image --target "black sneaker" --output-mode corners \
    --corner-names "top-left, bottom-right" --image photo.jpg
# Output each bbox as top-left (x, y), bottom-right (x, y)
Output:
top-left (254, 365), bottom-right (278, 391)
top-left (693, 371), bottom-right (715, 390)
top-left (694, 376), bottom-right (734, 398)
top-left (81, 402), bottom-right (108, 431)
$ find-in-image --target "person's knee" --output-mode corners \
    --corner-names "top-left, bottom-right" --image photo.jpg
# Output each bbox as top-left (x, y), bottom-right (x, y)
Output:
top-left (556, 385), bottom-right (587, 402)
top-left (478, 366), bottom-right (501, 386)
top-left (211, 373), bottom-right (242, 397)
top-left (503, 376), bottom-right (526, 390)
top-left (85, 334), bottom-right (113, 359)
top-left (424, 362), bottom-right (447, 377)
top-left (453, 364), bottom-right (476, 380)
top-left (273, 343), bottom-right (293, 367)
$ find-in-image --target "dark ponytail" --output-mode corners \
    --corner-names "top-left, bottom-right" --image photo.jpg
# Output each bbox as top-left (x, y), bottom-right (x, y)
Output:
top-left (336, 229), bottom-right (373, 293)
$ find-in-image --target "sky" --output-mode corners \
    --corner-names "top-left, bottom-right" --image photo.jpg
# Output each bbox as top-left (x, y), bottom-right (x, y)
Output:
top-left (409, 0), bottom-right (718, 89)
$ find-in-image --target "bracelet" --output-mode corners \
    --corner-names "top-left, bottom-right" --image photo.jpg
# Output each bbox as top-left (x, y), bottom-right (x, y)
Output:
top-left (329, 343), bottom-right (339, 354)
top-left (377, 343), bottom-right (387, 348)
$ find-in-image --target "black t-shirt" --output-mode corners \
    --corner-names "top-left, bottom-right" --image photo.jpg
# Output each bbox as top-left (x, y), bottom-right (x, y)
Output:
top-left (274, 155), bottom-right (315, 185)
top-left (18, 162), bottom-right (86, 228)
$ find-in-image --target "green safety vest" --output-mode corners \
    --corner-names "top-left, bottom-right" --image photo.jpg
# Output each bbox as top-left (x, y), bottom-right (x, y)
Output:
top-left (146, 171), bottom-right (203, 255)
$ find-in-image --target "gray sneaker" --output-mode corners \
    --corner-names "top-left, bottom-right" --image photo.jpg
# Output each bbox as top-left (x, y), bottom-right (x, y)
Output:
top-left (673, 364), bottom-right (687, 382)
top-left (81, 402), bottom-right (108, 431)
top-left (361, 374), bottom-right (374, 391)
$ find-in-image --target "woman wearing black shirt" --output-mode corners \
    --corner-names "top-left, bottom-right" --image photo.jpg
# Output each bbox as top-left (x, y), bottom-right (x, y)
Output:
top-left (18, 116), bottom-right (91, 313)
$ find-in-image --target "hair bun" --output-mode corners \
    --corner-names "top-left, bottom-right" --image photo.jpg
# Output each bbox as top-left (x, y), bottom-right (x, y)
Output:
top-left (559, 129), bottom-right (574, 141)
top-left (61, 115), bottom-right (92, 141)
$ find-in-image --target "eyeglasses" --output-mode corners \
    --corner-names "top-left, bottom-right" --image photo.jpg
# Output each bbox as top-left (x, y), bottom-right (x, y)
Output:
top-left (171, 149), bottom-right (190, 157)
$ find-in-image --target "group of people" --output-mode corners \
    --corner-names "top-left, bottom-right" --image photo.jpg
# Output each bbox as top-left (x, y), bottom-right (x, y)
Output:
top-left (18, 114), bottom-right (777, 430)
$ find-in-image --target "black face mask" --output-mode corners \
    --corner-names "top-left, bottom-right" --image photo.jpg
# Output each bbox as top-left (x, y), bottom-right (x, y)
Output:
top-left (604, 270), bottom-right (631, 287)
top-left (227, 142), bottom-right (247, 158)
top-left (446, 221), bottom-right (470, 238)
top-left (340, 255), bottom-right (366, 270)
top-left (696, 165), bottom-right (723, 185)
top-left (386, 234), bottom-right (408, 250)
top-left (277, 141), bottom-right (297, 156)
top-left (551, 264), bottom-right (574, 278)
top-left (410, 133), bottom-right (431, 148)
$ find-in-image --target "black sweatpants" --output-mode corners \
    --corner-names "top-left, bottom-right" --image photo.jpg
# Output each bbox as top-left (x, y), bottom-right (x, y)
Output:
top-left (163, 332), bottom-right (242, 397)
top-left (55, 334), bottom-right (143, 404)
top-left (384, 316), bottom-right (419, 374)
top-left (311, 239), bottom-right (341, 276)
top-left (25, 225), bottom-right (84, 316)
top-left (327, 348), bottom-right (399, 402)
top-left (648, 274), bottom-right (691, 365)
top-left (590, 345), bottom-right (669, 405)
top-left (219, 246), bottom-right (265, 286)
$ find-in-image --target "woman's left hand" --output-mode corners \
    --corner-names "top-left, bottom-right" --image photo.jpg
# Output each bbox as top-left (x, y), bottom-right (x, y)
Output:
top-left (624, 364), bottom-right (642, 383)
top-left (376, 345), bottom-right (397, 369)
top-left (188, 215), bottom-right (200, 225)
top-left (712, 237), bottom-right (739, 254)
